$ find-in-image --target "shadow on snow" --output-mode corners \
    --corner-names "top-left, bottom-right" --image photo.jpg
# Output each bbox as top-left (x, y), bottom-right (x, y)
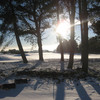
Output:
top-left (0, 84), bottom-right (26, 98)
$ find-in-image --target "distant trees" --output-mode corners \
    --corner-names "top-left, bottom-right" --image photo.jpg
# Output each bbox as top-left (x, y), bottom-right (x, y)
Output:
top-left (57, 36), bottom-right (100, 54)
top-left (79, 36), bottom-right (100, 54)
top-left (88, 36), bottom-right (100, 54)
top-left (57, 39), bottom-right (70, 53)
top-left (56, 39), bottom-right (78, 53)
top-left (1, 49), bottom-right (28, 54)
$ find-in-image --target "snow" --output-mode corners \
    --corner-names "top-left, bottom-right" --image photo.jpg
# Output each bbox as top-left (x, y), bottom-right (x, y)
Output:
top-left (0, 52), bottom-right (100, 62)
top-left (0, 78), bottom-right (100, 100)
top-left (0, 52), bottom-right (100, 100)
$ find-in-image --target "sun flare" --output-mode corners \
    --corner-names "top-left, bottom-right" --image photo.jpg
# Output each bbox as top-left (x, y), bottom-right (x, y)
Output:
top-left (56, 20), bottom-right (70, 38)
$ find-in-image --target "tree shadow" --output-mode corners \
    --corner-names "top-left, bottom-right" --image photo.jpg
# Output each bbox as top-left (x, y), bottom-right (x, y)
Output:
top-left (60, 61), bottom-right (64, 72)
top-left (29, 60), bottom-right (42, 70)
top-left (29, 78), bottom-right (50, 91)
top-left (55, 81), bottom-right (65, 100)
top-left (0, 84), bottom-right (26, 99)
top-left (73, 80), bottom-right (91, 100)
top-left (29, 75), bottom-right (66, 100)
top-left (23, 60), bottom-right (42, 71)
top-left (1, 62), bottom-right (27, 72)
top-left (87, 80), bottom-right (100, 94)
top-left (55, 60), bottom-right (66, 100)
top-left (33, 79), bottom-right (44, 90)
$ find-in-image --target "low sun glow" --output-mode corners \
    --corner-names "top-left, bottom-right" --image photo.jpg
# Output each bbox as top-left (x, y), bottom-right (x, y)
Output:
top-left (56, 20), bottom-right (70, 38)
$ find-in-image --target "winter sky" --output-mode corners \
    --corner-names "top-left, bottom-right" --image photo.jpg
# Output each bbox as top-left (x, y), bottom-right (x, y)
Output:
top-left (0, 19), bottom-right (96, 51)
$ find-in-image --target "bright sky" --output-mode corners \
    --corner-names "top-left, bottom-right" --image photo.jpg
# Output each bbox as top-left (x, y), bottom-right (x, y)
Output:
top-left (1, 19), bottom-right (96, 51)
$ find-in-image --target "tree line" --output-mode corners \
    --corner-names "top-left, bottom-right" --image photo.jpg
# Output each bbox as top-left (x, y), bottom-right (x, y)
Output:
top-left (0, 0), bottom-right (99, 73)
top-left (56, 37), bottom-right (100, 54)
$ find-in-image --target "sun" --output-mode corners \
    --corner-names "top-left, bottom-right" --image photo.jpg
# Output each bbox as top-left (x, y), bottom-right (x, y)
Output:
top-left (56, 20), bottom-right (70, 38)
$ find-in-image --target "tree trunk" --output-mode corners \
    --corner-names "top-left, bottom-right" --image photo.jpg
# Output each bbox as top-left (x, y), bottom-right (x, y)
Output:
top-left (10, 1), bottom-right (28, 63)
top-left (37, 31), bottom-right (44, 61)
top-left (59, 38), bottom-right (64, 61)
top-left (68, 0), bottom-right (75, 69)
top-left (57, 0), bottom-right (64, 61)
top-left (33, 2), bottom-right (44, 61)
top-left (14, 23), bottom-right (28, 63)
top-left (81, 0), bottom-right (88, 73)
top-left (78, 0), bottom-right (84, 63)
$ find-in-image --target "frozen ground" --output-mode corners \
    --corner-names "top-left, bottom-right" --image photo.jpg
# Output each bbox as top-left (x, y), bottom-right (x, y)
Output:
top-left (0, 52), bottom-right (100, 100)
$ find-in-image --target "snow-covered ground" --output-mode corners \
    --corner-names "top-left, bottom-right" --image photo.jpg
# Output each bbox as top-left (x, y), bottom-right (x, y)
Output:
top-left (0, 77), bottom-right (100, 100)
top-left (0, 52), bottom-right (100, 100)
top-left (0, 52), bottom-right (100, 62)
